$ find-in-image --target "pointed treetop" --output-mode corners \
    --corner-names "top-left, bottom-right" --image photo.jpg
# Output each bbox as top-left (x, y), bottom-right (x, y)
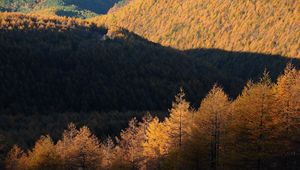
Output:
top-left (174, 87), bottom-right (186, 104)
top-left (284, 62), bottom-right (295, 74)
top-left (142, 112), bottom-right (153, 123)
top-left (260, 69), bottom-right (271, 85)
top-left (209, 84), bottom-right (225, 96)
top-left (68, 122), bottom-right (77, 131)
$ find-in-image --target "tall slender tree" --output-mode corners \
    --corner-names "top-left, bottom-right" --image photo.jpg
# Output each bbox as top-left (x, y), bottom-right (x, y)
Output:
top-left (232, 72), bottom-right (277, 169)
top-left (275, 64), bottom-right (300, 153)
top-left (164, 88), bottom-right (193, 149)
top-left (101, 137), bottom-right (117, 169)
top-left (163, 88), bottom-right (193, 169)
top-left (143, 116), bottom-right (169, 169)
top-left (190, 85), bottom-right (231, 169)
top-left (118, 115), bottom-right (152, 169)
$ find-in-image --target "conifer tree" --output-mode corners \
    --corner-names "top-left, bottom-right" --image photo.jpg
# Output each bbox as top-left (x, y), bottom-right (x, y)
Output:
top-left (5, 145), bottom-right (26, 170)
top-left (56, 123), bottom-right (102, 169)
top-left (164, 88), bottom-right (193, 150)
top-left (56, 123), bottom-right (79, 169)
top-left (101, 137), bottom-right (117, 169)
top-left (275, 63), bottom-right (300, 153)
top-left (143, 116), bottom-right (169, 169)
top-left (190, 85), bottom-right (231, 169)
top-left (74, 127), bottom-right (102, 169)
top-left (26, 135), bottom-right (60, 169)
top-left (118, 115), bottom-right (152, 169)
top-left (232, 72), bottom-right (277, 169)
top-left (163, 88), bottom-right (193, 169)
top-left (118, 118), bottom-right (140, 169)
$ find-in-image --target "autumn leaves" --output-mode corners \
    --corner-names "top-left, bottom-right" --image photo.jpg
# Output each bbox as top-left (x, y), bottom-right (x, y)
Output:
top-left (6, 124), bottom-right (102, 169)
top-left (5, 64), bottom-right (300, 169)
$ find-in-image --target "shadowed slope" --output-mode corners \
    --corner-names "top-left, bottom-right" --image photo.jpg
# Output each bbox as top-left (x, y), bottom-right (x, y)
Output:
top-left (186, 48), bottom-right (300, 83)
top-left (1, 13), bottom-right (300, 114)
top-left (0, 13), bottom-right (236, 113)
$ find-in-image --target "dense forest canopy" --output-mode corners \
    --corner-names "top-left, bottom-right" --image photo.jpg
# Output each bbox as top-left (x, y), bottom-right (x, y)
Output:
top-left (91, 0), bottom-right (300, 58)
top-left (0, 0), bottom-right (121, 18)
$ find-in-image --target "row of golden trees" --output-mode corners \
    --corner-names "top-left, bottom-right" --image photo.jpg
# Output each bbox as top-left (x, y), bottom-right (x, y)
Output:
top-left (5, 64), bottom-right (300, 169)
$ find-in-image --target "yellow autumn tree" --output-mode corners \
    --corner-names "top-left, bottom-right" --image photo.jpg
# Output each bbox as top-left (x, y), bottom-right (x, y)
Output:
top-left (56, 123), bottom-right (102, 169)
top-left (143, 116), bottom-right (168, 169)
top-left (232, 72), bottom-right (278, 169)
top-left (26, 135), bottom-right (60, 169)
top-left (5, 145), bottom-right (27, 170)
top-left (101, 137), bottom-right (117, 169)
top-left (163, 88), bottom-right (193, 168)
top-left (189, 85), bottom-right (231, 169)
top-left (274, 63), bottom-right (300, 153)
top-left (165, 88), bottom-right (193, 149)
top-left (117, 114), bottom-right (152, 169)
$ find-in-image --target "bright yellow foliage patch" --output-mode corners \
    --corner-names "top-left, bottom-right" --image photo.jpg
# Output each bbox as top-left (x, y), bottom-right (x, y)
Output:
top-left (91, 0), bottom-right (300, 58)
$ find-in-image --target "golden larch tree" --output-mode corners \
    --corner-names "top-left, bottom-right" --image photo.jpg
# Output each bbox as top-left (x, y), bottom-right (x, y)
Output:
top-left (190, 85), bottom-right (231, 169)
top-left (5, 145), bottom-right (27, 170)
top-left (56, 123), bottom-right (102, 169)
top-left (143, 116), bottom-right (169, 169)
top-left (274, 63), bottom-right (300, 153)
top-left (26, 135), bottom-right (60, 169)
top-left (163, 88), bottom-right (193, 169)
top-left (232, 72), bottom-right (278, 169)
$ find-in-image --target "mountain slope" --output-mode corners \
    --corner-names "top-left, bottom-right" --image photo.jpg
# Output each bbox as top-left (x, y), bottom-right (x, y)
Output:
top-left (0, 13), bottom-right (240, 113)
top-left (0, 0), bottom-right (120, 18)
top-left (91, 0), bottom-right (300, 58)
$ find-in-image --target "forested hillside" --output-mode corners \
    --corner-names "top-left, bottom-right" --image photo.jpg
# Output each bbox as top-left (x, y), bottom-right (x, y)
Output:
top-left (92, 0), bottom-right (300, 58)
top-left (0, 0), bottom-right (120, 18)
top-left (0, 13), bottom-right (239, 114)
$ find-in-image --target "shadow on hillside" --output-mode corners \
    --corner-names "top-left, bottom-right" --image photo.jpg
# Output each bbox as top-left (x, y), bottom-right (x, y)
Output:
top-left (120, 29), bottom-right (300, 84)
top-left (0, 27), bottom-right (233, 113)
top-left (1, 27), bottom-right (300, 114)
top-left (185, 48), bottom-right (300, 83)
top-left (1, 28), bottom-right (300, 169)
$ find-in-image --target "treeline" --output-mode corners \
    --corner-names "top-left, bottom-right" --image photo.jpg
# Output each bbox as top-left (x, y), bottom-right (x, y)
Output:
top-left (0, 13), bottom-right (237, 113)
top-left (0, 111), bottom-right (163, 150)
top-left (5, 64), bottom-right (300, 169)
top-left (0, 110), bottom-right (166, 169)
